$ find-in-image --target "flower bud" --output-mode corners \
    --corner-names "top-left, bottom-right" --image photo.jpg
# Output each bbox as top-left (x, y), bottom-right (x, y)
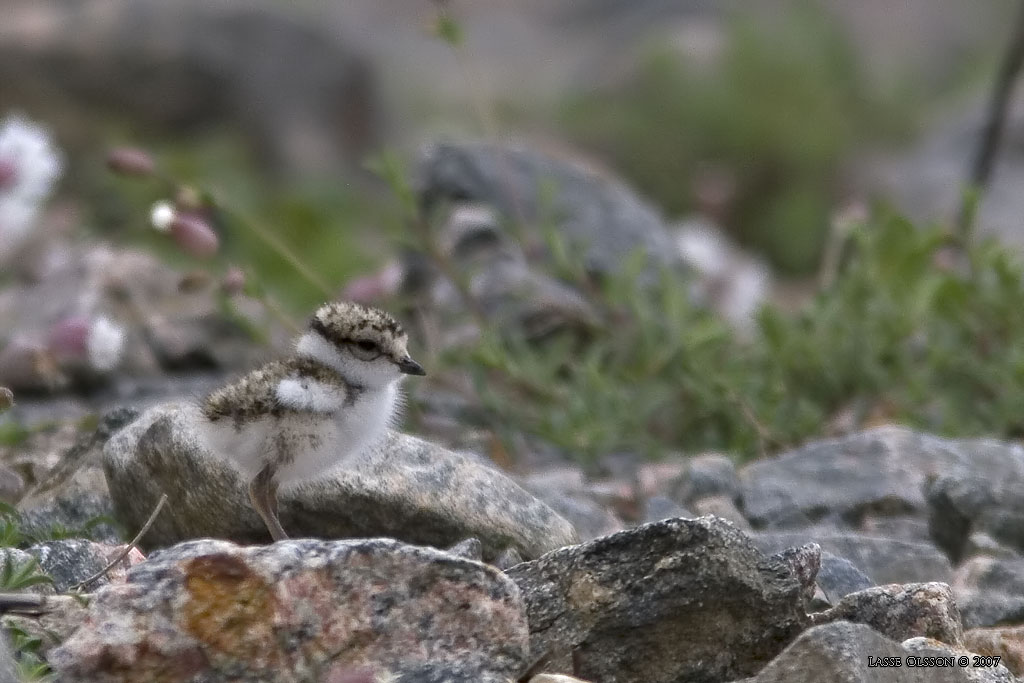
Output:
top-left (47, 315), bottom-right (91, 359)
top-left (106, 147), bottom-right (156, 177)
top-left (169, 212), bottom-right (219, 259)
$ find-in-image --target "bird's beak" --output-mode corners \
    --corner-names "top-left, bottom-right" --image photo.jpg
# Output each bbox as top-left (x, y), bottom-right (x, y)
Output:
top-left (397, 356), bottom-right (426, 376)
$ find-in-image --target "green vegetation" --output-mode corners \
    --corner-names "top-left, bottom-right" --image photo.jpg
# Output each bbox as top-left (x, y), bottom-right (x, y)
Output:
top-left (419, 210), bottom-right (1024, 465)
top-left (560, 8), bottom-right (914, 274)
top-left (0, 503), bottom-right (119, 549)
top-left (8, 622), bottom-right (51, 682)
top-left (0, 421), bottom-right (30, 448)
top-left (93, 136), bottom-right (400, 313)
top-left (0, 554), bottom-right (53, 593)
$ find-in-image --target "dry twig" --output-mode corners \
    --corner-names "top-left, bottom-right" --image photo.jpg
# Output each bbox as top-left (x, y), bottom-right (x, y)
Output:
top-left (71, 493), bottom-right (167, 591)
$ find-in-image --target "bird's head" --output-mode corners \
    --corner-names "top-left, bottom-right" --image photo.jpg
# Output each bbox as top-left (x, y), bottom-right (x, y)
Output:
top-left (296, 301), bottom-right (425, 388)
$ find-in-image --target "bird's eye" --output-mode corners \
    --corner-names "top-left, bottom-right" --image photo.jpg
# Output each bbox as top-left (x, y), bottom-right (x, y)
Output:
top-left (349, 339), bottom-right (382, 361)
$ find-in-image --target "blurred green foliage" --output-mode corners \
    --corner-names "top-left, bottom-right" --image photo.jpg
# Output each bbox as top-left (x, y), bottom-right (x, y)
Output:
top-left (445, 210), bottom-right (1024, 465)
top-left (0, 501), bottom-right (119, 549)
top-left (560, 8), bottom-right (914, 274)
top-left (90, 135), bottom-right (399, 313)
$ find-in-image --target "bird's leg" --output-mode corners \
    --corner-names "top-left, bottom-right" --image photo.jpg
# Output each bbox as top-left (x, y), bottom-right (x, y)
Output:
top-left (248, 463), bottom-right (288, 542)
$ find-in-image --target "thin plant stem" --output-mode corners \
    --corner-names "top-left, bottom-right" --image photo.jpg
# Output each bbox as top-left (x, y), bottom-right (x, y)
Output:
top-left (71, 493), bottom-right (167, 591)
top-left (258, 292), bottom-right (303, 335)
top-left (957, 0), bottom-right (1024, 239)
top-left (229, 209), bottom-right (335, 299)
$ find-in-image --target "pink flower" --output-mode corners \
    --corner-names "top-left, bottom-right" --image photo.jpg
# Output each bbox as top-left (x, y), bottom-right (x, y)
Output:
top-left (47, 315), bottom-right (125, 372)
top-left (342, 260), bottom-right (403, 303)
top-left (169, 212), bottom-right (219, 259)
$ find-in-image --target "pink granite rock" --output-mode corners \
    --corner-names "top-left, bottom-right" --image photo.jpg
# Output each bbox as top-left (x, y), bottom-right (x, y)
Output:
top-left (50, 538), bottom-right (530, 682)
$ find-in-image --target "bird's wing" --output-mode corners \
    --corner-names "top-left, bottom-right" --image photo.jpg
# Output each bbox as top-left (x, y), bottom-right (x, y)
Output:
top-left (203, 358), bottom-right (348, 421)
top-left (275, 374), bottom-right (347, 413)
top-left (202, 360), bottom-right (291, 422)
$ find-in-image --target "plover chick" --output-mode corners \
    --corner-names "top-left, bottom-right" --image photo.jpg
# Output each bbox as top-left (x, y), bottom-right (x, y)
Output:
top-left (199, 301), bottom-right (425, 541)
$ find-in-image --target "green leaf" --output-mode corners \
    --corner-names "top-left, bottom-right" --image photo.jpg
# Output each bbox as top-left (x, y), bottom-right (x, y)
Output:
top-left (0, 554), bottom-right (53, 592)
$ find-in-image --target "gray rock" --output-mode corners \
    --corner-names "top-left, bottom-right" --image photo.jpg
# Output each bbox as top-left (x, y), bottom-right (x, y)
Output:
top-left (816, 550), bottom-right (874, 604)
top-left (494, 547), bottom-right (525, 571)
top-left (953, 556), bottom-right (1024, 596)
top-left (926, 474), bottom-right (1024, 563)
top-left (18, 486), bottom-right (122, 545)
top-left (963, 532), bottom-right (1020, 560)
top-left (25, 539), bottom-right (138, 592)
top-left (692, 494), bottom-right (751, 530)
top-left (50, 538), bottom-right (529, 682)
top-left (770, 543), bottom-right (821, 608)
top-left (0, 465), bottom-right (24, 504)
top-left (102, 402), bottom-right (578, 560)
top-left (958, 591), bottom-right (1024, 630)
top-left (396, 201), bottom-right (603, 346)
top-left (521, 477), bottom-right (625, 542)
top-left (446, 537), bottom-right (484, 562)
top-left (812, 582), bottom-right (964, 647)
top-left (861, 513), bottom-right (935, 543)
top-left (507, 517), bottom-right (808, 682)
top-left (669, 453), bottom-right (740, 505)
top-left (16, 407), bottom-right (140, 545)
top-left (753, 531), bottom-right (953, 585)
top-left (953, 557), bottom-right (1024, 629)
top-left (635, 459), bottom-right (690, 500)
top-left (0, 0), bottom-right (377, 175)
top-left (740, 427), bottom-right (1024, 530)
top-left (640, 495), bottom-right (693, 524)
top-left (739, 621), bottom-right (1002, 683)
top-left (416, 141), bottom-right (681, 280)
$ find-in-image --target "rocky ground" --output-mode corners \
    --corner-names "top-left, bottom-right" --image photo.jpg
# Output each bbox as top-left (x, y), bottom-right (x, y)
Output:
top-left (6, 417), bottom-right (1024, 682)
top-left (0, 141), bottom-right (1022, 682)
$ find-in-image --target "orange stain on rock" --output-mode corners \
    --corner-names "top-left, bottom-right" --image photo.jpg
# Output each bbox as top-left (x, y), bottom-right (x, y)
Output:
top-left (182, 554), bottom-right (281, 667)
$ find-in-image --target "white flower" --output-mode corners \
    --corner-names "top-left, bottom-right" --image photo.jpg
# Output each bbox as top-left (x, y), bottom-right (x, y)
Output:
top-left (86, 316), bottom-right (125, 372)
top-left (676, 217), bottom-right (770, 333)
top-left (150, 200), bottom-right (175, 232)
top-left (0, 113), bottom-right (63, 262)
top-left (676, 218), bottom-right (731, 279)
